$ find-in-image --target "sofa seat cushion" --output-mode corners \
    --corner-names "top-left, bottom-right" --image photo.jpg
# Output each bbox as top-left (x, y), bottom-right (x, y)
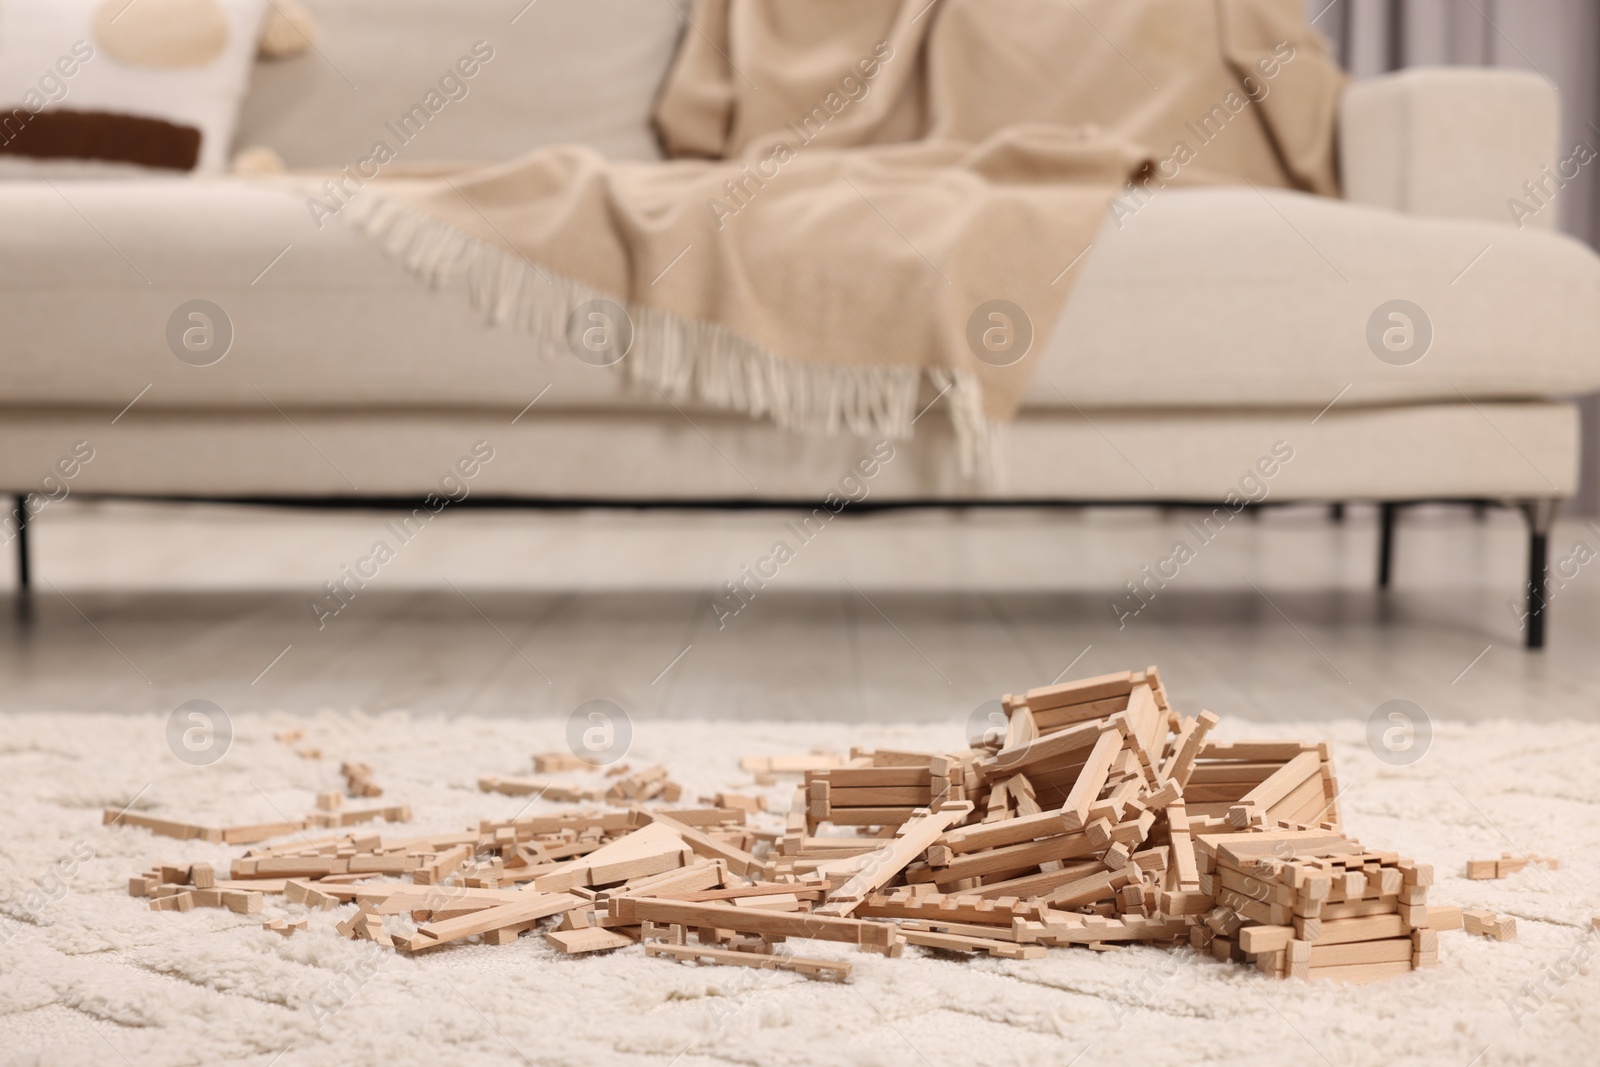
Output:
top-left (2, 180), bottom-right (1598, 414)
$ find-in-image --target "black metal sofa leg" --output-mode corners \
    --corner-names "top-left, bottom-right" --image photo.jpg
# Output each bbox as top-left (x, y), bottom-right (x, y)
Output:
top-left (1518, 499), bottom-right (1559, 651)
top-left (1377, 502), bottom-right (1397, 590)
top-left (15, 494), bottom-right (30, 593)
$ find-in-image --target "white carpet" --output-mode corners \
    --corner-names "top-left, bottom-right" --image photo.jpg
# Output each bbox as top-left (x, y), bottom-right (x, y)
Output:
top-left (1, 711), bottom-right (1597, 1067)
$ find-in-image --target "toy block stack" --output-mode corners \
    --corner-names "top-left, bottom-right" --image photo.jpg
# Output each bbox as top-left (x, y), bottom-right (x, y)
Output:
top-left (1190, 829), bottom-right (1441, 981)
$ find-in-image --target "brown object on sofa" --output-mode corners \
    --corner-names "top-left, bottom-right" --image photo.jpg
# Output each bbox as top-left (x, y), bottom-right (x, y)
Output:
top-left (0, 108), bottom-right (201, 170)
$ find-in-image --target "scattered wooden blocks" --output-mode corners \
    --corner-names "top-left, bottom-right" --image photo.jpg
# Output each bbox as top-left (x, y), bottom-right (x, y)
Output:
top-left (111, 666), bottom-right (1499, 987)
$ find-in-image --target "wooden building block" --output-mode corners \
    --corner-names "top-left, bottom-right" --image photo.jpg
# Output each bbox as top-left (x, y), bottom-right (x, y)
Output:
top-left (1309, 937), bottom-right (1413, 967)
top-left (1060, 728), bottom-right (1124, 832)
top-left (815, 803), bottom-right (972, 916)
top-left (611, 898), bottom-right (901, 955)
top-left (532, 752), bottom-right (592, 773)
top-left (943, 809), bottom-right (1082, 854)
top-left (1167, 711), bottom-right (1220, 788)
top-left (103, 809), bottom-right (218, 842)
top-left (221, 890), bottom-right (263, 914)
top-left (1239, 925), bottom-right (1295, 954)
top-left (634, 811), bottom-right (763, 880)
top-left (1024, 671), bottom-right (1134, 712)
top-left (740, 754), bottom-right (842, 774)
top-left (1225, 751), bottom-right (1321, 829)
top-left (341, 761), bottom-right (383, 797)
top-left (1285, 937), bottom-right (1312, 979)
top-left (545, 927), bottom-right (634, 954)
top-left (645, 941), bottom-right (851, 981)
top-left (1398, 860), bottom-right (1434, 887)
top-left (222, 820), bottom-right (306, 845)
top-left (1308, 960), bottom-right (1412, 984)
top-left (981, 720), bottom-right (1104, 778)
top-left (1300, 914), bottom-right (1407, 946)
top-left (929, 824), bottom-right (1105, 886)
top-left (404, 893), bottom-right (585, 952)
top-left (1041, 866), bottom-right (1138, 909)
top-left (1463, 909), bottom-right (1517, 941)
top-left (902, 929), bottom-right (1046, 959)
top-left (1036, 915), bottom-right (1190, 945)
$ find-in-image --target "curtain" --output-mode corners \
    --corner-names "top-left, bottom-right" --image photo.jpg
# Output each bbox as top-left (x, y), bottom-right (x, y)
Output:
top-left (1307, 0), bottom-right (1600, 511)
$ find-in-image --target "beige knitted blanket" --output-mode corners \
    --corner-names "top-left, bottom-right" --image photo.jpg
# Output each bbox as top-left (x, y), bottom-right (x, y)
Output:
top-left (350, 0), bottom-right (1343, 473)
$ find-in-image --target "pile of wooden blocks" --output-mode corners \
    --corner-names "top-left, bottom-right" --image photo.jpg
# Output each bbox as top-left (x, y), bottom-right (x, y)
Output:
top-left (113, 667), bottom-right (1516, 983)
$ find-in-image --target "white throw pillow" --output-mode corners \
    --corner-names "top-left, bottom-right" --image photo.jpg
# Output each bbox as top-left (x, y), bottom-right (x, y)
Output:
top-left (0, 0), bottom-right (268, 177)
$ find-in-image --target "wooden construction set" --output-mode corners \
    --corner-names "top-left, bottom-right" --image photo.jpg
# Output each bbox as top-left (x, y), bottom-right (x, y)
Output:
top-left (112, 667), bottom-right (1520, 983)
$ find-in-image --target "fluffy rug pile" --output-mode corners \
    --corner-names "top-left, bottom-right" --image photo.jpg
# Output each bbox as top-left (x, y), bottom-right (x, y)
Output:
top-left (1, 711), bottom-right (1596, 1066)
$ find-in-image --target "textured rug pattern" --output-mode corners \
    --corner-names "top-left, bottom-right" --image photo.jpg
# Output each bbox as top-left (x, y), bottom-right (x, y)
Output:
top-left (1, 712), bottom-right (1597, 1066)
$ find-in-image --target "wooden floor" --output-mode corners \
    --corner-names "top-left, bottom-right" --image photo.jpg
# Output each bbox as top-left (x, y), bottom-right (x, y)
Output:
top-left (2, 498), bottom-right (1595, 724)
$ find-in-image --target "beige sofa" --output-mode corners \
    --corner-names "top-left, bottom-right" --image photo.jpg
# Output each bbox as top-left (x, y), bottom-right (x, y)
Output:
top-left (3, 1), bottom-right (1598, 648)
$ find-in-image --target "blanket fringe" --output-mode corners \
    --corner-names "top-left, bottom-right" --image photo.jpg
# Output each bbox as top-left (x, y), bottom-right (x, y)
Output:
top-left (344, 195), bottom-right (998, 479)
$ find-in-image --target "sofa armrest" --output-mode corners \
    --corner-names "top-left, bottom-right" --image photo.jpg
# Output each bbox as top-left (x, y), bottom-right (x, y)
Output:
top-left (1339, 67), bottom-right (1560, 229)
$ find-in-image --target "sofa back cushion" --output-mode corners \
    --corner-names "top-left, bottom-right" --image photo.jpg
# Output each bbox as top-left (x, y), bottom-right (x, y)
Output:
top-left (233, 0), bottom-right (684, 167)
